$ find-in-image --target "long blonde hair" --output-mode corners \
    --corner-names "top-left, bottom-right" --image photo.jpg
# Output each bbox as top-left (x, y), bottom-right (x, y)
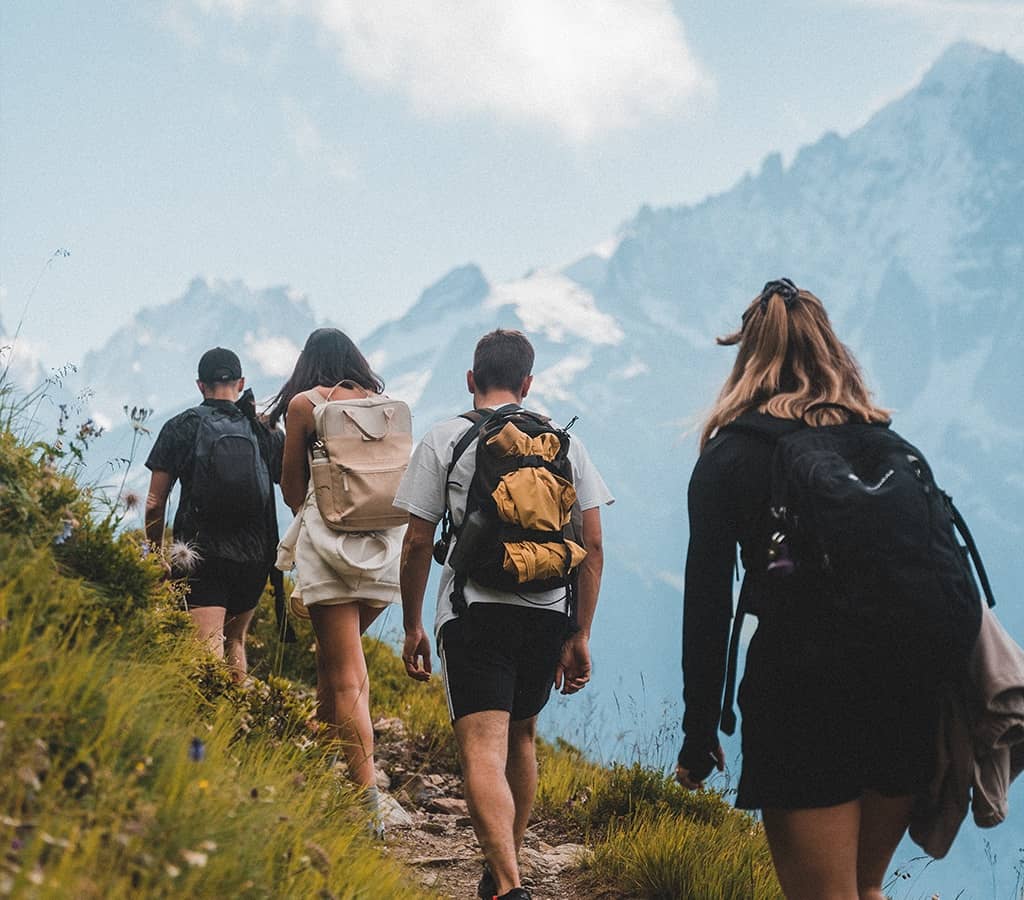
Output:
top-left (700, 281), bottom-right (889, 449)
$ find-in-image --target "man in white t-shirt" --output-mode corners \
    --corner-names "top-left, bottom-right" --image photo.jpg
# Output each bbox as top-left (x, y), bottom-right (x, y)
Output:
top-left (394, 330), bottom-right (613, 900)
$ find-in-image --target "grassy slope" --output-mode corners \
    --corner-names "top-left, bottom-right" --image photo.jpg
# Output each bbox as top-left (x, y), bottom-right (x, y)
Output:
top-left (0, 390), bottom-right (781, 899)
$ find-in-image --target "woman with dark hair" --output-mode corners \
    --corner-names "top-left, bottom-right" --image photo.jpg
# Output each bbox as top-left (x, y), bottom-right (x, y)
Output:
top-left (271, 327), bottom-right (402, 836)
top-left (676, 280), bottom-right (975, 899)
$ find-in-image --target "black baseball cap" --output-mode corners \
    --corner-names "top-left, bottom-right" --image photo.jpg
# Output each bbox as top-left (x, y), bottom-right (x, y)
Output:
top-left (197, 347), bottom-right (242, 383)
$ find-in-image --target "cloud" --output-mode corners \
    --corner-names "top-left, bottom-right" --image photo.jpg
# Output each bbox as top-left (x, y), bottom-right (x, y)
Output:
top-left (243, 333), bottom-right (301, 376)
top-left (848, 0), bottom-right (1024, 54)
top-left (193, 0), bottom-right (711, 140)
top-left (283, 99), bottom-right (357, 183)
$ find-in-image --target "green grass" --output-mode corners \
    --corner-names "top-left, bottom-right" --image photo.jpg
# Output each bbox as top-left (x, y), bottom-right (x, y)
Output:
top-left (534, 739), bottom-right (782, 899)
top-left (0, 373), bottom-right (781, 899)
top-left (0, 391), bottom-right (428, 899)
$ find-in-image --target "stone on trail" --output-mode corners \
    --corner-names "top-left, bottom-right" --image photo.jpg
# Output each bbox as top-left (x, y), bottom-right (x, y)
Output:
top-left (519, 843), bottom-right (590, 878)
top-left (425, 797), bottom-right (469, 816)
top-left (378, 791), bottom-right (414, 828)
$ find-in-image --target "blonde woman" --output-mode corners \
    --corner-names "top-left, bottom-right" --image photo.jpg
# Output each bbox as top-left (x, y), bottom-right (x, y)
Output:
top-left (676, 280), bottom-right (973, 899)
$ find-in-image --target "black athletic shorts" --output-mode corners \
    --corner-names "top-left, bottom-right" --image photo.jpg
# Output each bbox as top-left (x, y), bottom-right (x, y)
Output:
top-left (184, 558), bottom-right (270, 617)
top-left (438, 602), bottom-right (571, 722)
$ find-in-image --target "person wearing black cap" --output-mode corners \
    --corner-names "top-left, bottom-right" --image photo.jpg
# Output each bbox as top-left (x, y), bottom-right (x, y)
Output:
top-left (144, 347), bottom-right (283, 679)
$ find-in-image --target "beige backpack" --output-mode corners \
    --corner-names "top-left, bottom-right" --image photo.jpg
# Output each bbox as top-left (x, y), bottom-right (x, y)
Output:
top-left (304, 384), bottom-right (412, 532)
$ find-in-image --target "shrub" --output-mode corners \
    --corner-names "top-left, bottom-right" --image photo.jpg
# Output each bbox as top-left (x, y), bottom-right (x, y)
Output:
top-left (589, 809), bottom-right (782, 900)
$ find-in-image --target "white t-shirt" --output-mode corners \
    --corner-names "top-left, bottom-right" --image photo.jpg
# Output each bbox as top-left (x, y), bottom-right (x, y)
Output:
top-left (393, 410), bottom-right (614, 636)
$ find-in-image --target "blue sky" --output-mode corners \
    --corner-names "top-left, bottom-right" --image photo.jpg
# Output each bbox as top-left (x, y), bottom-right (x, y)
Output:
top-left (2, 0), bottom-right (1023, 368)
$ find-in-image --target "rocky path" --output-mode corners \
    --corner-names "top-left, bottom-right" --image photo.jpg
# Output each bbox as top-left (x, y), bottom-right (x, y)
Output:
top-left (370, 718), bottom-right (633, 900)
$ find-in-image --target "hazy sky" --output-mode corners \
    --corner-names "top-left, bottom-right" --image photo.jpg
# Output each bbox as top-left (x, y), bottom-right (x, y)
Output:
top-left (3, 0), bottom-right (1023, 368)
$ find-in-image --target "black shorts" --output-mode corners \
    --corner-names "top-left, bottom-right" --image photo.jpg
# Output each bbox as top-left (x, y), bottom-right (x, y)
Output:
top-left (438, 602), bottom-right (570, 722)
top-left (736, 603), bottom-right (941, 810)
top-left (184, 558), bottom-right (270, 617)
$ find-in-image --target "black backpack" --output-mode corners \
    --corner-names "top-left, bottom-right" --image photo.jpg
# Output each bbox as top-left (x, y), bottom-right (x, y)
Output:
top-left (434, 405), bottom-right (585, 617)
top-left (190, 405), bottom-right (272, 530)
top-left (718, 404), bottom-right (994, 734)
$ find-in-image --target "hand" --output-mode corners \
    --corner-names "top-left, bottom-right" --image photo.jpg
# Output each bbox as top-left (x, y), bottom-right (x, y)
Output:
top-left (675, 744), bottom-right (725, 790)
top-left (402, 627), bottom-right (432, 682)
top-left (554, 633), bottom-right (591, 695)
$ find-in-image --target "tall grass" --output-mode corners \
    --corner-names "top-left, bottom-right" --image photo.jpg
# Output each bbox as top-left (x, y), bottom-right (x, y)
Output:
top-left (592, 810), bottom-right (782, 900)
top-left (0, 382), bottom-right (428, 899)
top-left (1, 368), bottom-right (782, 899)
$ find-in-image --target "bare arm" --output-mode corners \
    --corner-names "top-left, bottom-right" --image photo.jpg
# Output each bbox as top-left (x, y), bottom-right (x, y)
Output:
top-left (400, 514), bottom-right (437, 681)
top-left (144, 469), bottom-right (174, 547)
top-left (555, 506), bottom-right (603, 694)
top-left (281, 394), bottom-right (315, 513)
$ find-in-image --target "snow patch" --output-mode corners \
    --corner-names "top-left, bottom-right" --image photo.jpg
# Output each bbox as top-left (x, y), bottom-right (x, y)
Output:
top-left (591, 236), bottom-right (622, 259)
top-left (531, 353), bottom-right (592, 404)
top-left (244, 334), bottom-right (301, 377)
top-left (487, 273), bottom-right (623, 345)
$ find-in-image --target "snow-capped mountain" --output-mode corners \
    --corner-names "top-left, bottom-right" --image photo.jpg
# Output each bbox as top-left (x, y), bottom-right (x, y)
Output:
top-left (355, 42), bottom-right (1023, 890)
top-left (364, 41), bottom-right (1022, 631)
top-left (35, 41), bottom-right (1022, 891)
top-left (77, 277), bottom-right (322, 429)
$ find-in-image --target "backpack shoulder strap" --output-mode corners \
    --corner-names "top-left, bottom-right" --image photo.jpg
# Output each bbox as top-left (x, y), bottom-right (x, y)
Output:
top-left (447, 404), bottom-right (519, 475)
top-left (947, 495), bottom-right (997, 608)
top-left (325, 380), bottom-right (371, 401)
top-left (303, 389), bottom-right (327, 408)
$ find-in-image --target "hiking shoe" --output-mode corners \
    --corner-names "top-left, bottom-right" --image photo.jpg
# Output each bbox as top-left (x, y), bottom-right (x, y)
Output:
top-left (476, 864), bottom-right (496, 899)
top-left (495, 889), bottom-right (532, 900)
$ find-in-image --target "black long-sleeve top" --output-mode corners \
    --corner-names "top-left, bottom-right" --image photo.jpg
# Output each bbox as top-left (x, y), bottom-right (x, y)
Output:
top-left (679, 413), bottom-right (797, 769)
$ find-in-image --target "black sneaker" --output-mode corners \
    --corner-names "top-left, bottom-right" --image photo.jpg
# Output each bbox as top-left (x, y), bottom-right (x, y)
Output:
top-left (476, 864), bottom-right (496, 899)
top-left (496, 890), bottom-right (532, 900)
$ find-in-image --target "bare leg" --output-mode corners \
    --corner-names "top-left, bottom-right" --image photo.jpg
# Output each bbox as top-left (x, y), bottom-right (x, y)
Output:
top-left (506, 716), bottom-right (539, 852)
top-left (309, 601), bottom-right (377, 787)
top-left (189, 606), bottom-right (226, 659)
top-left (855, 792), bottom-right (913, 900)
top-left (763, 800), bottom-right (861, 900)
top-left (454, 709), bottom-right (520, 896)
top-left (358, 603), bottom-right (385, 635)
top-left (223, 608), bottom-right (256, 682)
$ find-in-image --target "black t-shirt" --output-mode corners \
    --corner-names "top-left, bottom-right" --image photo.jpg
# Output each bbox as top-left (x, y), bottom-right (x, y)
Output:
top-left (145, 396), bottom-right (284, 564)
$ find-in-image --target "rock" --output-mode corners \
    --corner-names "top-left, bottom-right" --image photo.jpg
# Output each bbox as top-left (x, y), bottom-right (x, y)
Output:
top-left (519, 843), bottom-right (590, 877)
top-left (426, 797), bottom-right (469, 816)
top-left (378, 792), bottom-right (414, 828)
top-left (402, 773), bottom-right (447, 805)
top-left (418, 821), bottom-right (448, 836)
top-left (408, 855), bottom-right (461, 867)
top-left (374, 766), bottom-right (391, 791)
top-left (455, 816), bottom-right (473, 828)
top-left (372, 717), bottom-right (407, 739)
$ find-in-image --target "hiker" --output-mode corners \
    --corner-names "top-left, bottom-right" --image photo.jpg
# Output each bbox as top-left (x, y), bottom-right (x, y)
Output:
top-left (267, 327), bottom-right (409, 834)
top-left (675, 280), bottom-right (987, 900)
top-left (395, 329), bottom-right (612, 900)
top-left (145, 347), bottom-right (282, 681)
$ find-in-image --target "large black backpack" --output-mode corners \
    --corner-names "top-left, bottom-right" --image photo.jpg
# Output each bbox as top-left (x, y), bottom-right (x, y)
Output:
top-left (190, 405), bottom-right (272, 531)
top-left (718, 405), bottom-right (994, 733)
top-left (436, 405), bottom-right (585, 617)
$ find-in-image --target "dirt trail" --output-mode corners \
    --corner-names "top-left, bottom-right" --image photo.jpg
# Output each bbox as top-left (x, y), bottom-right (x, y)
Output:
top-left (370, 718), bottom-right (637, 900)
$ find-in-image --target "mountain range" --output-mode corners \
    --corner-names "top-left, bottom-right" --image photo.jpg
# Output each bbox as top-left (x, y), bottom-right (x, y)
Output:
top-left (38, 41), bottom-right (1024, 894)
